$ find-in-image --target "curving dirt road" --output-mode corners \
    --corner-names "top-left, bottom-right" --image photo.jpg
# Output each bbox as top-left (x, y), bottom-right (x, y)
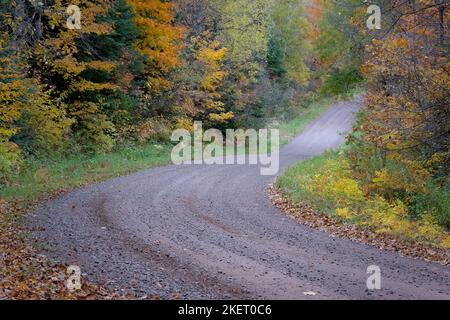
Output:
top-left (31, 97), bottom-right (450, 299)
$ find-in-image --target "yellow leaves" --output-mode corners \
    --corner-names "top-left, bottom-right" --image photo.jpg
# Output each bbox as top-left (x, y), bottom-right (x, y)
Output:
top-left (366, 202), bottom-right (449, 249)
top-left (84, 61), bottom-right (117, 73)
top-left (441, 236), bottom-right (450, 250)
top-left (52, 56), bottom-right (85, 76)
top-left (0, 56), bottom-right (29, 146)
top-left (205, 100), bottom-right (224, 110)
top-left (71, 80), bottom-right (119, 93)
top-left (175, 117), bottom-right (194, 132)
top-left (362, 183), bottom-right (449, 248)
top-left (146, 77), bottom-right (172, 92)
top-left (128, 0), bottom-right (176, 23)
top-left (332, 177), bottom-right (364, 201)
top-left (197, 43), bottom-right (227, 67)
top-left (336, 207), bottom-right (352, 220)
top-left (0, 100), bottom-right (21, 122)
top-left (362, 29), bottom-right (448, 154)
top-left (426, 151), bottom-right (449, 168)
top-left (390, 38), bottom-right (409, 49)
top-left (197, 41), bottom-right (228, 92)
top-left (371, 169), bottom-right (413, 194)
top-left (289, 153), bottom-right (450, 249)
top-left (24, 87), bottom-right (74, 151)
top-left (0, 127), bottom-right (16, 138)
top-left (35, 0), bottom-right (122, 107)
top-left (365, 197), bottom-right (415, 236)
top-left (0, 56), bottom-right (28, 175)
top-left (187, 36), bottom-right (232, 124)
top-left (418, 214), bottom-right (444, 245)
top-left (201, 71), bottom-right (227, 92)
top-left (369, 159), bottom-right (431, 197)
top-left (209, 112), bottom-right (234, 123)
top-left (304, 157), bottom-right (364, 207)
top-left (51, 58), bottom-right (117, 79)
top-left (287, 61), bottom-right (310, 86)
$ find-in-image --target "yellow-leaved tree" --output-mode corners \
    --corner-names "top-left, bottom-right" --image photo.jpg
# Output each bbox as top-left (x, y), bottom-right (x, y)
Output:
top-left (196, 38), bottom-right (232, 124)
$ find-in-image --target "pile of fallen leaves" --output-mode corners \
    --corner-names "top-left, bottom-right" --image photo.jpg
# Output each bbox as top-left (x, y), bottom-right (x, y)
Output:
top-left (0, 198), bottom-right (124, 300)
top-left (268, 184), bottom-right (450, 265)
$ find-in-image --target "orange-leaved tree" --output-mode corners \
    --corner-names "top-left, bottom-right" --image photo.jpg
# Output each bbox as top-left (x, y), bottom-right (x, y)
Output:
top-left (127, 0), bottom-right (184, 91)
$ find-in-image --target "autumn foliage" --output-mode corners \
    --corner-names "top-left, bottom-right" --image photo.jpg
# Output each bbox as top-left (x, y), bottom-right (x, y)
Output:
top-left (0, 0), bottom-right (449, 298)
top-left (277, 0), bottom-right (449, 250)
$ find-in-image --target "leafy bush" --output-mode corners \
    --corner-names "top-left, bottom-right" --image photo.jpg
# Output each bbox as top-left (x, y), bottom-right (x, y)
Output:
top-left (70, 102), bottom-right (116, 154)
top-left (134, 117), bottom-right (174, 144)
top-left (13, 89), bottom-right (73, 156)
top-left (319, 67), bottom-right (363, 97)
top-left (409, 182), bottom-right (450, 230)
top-left (277, 151), bottom-right (450, 248)
top-left (0, 141), bottom-right (21, 184)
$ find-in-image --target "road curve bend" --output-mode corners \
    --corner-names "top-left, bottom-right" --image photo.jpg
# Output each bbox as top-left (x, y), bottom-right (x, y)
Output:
top-left (31, 97), bottom-right (450, 299)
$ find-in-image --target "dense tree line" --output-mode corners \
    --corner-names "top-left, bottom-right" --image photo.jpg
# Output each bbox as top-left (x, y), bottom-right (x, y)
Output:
top-left (0, 0), bottom-right (316, 182)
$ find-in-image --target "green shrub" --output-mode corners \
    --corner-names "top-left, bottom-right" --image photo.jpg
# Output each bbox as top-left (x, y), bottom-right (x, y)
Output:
top-left (70, 102), bottom-right (116, 154)
top-left (0, 141), bottom-right (21, 184)
top-left (409, 182), bottom-right (450, 230)
top-left (319, 66), bottom-right (363, 97)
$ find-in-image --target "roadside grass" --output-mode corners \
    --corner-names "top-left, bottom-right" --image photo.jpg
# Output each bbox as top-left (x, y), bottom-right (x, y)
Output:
top-left (277, 86), bottom-right (363, 146)
top-left (278, 97), bottom-right (336, 146)
top-left (276, 150), bottom-right (450, 249)
top-left (0, 143), bottom-right (173, 204)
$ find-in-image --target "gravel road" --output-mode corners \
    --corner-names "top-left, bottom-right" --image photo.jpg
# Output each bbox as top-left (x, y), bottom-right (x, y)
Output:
top-left (30, 97), bottom-right (450, 299)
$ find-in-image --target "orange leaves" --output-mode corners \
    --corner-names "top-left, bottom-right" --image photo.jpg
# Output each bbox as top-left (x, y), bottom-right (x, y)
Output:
top-left (304, 0), bottom-right (324, 23)
top-left (361, 25), bottom-right (449, 156)
top-left (128, 0), bottom-right (176, 23)
top-left (0, 56), bottom-right (29, 144)
top-left (209, 111), bottom-right (234, 123)
top-left (348, 0), bottom-right (449, 250)
top-left (127, 0), bottom-right (184, 89)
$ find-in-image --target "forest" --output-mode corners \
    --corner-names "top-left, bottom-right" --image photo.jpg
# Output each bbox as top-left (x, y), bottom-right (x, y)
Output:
top-left (0, 0), bottom-right (449, 299)
top-left (0, 0), bottom-right (317, 164)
